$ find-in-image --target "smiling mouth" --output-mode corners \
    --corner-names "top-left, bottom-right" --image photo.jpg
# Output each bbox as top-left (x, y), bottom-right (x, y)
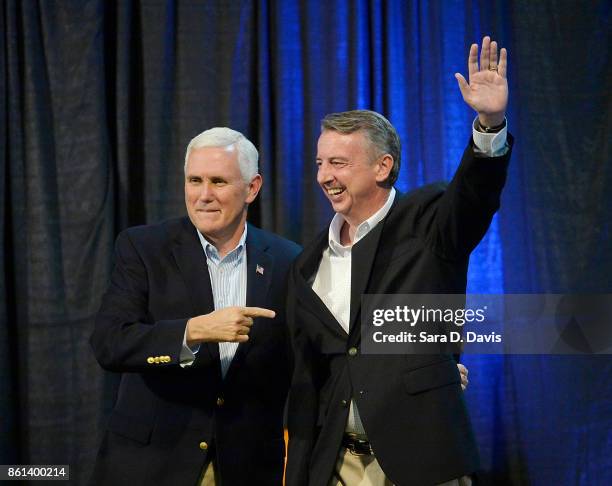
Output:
top-left (326, 187), bottom-right (345, 196)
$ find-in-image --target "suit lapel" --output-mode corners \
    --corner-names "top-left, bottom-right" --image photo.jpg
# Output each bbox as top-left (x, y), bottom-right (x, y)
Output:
top-left (295, 229), bottom-right (348, 339)
top-left (348, 193), bottom-right (402, 341)
top-left (171, 218), bottom-right (221, 369)
top-left (348, 220), bottom-right (385, 339)
top-left (223, 225), bottom-right (273, 381)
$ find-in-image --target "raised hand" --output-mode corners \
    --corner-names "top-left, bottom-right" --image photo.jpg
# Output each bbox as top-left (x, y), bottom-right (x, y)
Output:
top-left (186, 306), bottom-right (276, 345)
top-left (455, 36), bottom-right (508, 128)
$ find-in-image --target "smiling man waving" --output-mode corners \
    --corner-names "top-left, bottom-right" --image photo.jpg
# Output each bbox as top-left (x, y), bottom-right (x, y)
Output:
top-left (286, 36), bottom-right (512, 486)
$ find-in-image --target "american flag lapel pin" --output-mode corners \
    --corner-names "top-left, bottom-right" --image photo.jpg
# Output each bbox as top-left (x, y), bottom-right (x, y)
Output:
top-left (256, 264), bottom-right (264, 275)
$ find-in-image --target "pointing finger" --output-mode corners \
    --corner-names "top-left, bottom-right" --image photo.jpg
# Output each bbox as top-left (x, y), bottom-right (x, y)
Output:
top-left (242, 307), bottom-right (276, 319)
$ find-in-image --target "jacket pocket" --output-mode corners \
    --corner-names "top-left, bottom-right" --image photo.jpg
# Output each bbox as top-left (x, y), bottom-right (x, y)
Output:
top-left (107, 410), bottom-right (153, 444)
top-left (403, 359), bottom-right (460, 395)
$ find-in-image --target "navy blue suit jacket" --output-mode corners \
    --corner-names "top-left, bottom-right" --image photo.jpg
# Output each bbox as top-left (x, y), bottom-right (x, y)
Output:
top-left (90, 217), bottom-right (301, 485)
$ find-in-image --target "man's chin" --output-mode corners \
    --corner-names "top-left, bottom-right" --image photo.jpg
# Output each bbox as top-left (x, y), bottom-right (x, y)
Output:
top-left (330, 200), bottom-right (349, 215)
top-left (189, 215), bottom-right (221, 235)
top-left (197, 222), bottom-right (221, 234)
top-left (195, 211), bottom-right (220, 223)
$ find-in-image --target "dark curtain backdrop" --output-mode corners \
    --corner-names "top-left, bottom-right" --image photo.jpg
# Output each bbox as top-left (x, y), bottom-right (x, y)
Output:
top-left (2, 0), bottom-right (611, 484)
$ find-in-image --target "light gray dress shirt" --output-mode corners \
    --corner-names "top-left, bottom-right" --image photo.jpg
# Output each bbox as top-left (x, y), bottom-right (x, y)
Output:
top-left (180, 225), bottom-right (248, 377)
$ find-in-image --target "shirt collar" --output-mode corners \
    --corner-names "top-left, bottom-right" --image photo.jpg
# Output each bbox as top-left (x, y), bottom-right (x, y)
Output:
top-left (328, 187), bottom-right (396, 254)
top-left (197, 224), bottom-right (248, 262)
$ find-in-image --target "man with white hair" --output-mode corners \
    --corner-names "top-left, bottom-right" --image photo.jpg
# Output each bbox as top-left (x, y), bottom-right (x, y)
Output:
top-left (90, 128), bottom-right (301, 485)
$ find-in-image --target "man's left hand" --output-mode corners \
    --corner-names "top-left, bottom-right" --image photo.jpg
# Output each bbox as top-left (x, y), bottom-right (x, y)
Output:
top-left (457, 363), bottom-right (469, 391)
top-left (455, 36), bottom-right (508, 127)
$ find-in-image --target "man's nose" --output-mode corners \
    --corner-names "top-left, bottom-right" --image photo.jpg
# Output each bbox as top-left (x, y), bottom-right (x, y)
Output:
top-left (198, 182), bottom-right (214, 201)
top-left (317, 163), bottom-right (333, 185)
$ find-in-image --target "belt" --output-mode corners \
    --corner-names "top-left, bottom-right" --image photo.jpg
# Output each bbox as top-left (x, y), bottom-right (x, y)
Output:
top-left (342, 433), bottom-right (373, 456)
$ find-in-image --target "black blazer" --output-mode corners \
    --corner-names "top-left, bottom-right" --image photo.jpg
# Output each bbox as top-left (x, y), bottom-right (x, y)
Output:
top-left (90, 217), bottom-right (301, 486)
top-left (286, 138), bottom-right (513, 486)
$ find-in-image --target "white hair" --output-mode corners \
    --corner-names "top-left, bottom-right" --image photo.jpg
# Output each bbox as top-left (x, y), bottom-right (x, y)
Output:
top-left (184, 127), bottom-right (259, 181)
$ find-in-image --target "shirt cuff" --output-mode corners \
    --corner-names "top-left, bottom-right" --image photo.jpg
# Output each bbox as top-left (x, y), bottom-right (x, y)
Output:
top-left (472, 117), bottom-right (509, 157)
top-left (179, 325), bottom-right (200, 368)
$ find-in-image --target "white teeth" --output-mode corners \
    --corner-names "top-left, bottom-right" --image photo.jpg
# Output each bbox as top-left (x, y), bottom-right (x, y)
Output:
top-left (327, 188), bottom-right (344, 195)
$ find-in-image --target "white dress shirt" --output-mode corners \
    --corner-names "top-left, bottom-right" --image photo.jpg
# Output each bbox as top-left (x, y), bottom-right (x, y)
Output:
top-left (312, 188), bottom-right (396, 435)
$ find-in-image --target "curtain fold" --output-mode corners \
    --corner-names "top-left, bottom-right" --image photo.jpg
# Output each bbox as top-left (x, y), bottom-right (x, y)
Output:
top-left (2, 1), bottom-right (610, 484)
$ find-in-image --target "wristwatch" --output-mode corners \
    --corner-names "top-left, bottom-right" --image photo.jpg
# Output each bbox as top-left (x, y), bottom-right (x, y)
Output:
top-left (477, 118), bottom-right (506, 133)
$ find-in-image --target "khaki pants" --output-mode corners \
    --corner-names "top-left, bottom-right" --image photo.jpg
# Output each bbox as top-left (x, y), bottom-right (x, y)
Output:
top-left (328, 448), bottom-right (472, 486)
top-left (199, 459), bottom-right (219, 486)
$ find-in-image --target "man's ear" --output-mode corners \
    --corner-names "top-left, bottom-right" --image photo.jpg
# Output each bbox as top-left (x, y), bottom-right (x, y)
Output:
top-left (245, 174), bottom-right (263, 203)
top-left (375, 154), bottom-right (394, 183)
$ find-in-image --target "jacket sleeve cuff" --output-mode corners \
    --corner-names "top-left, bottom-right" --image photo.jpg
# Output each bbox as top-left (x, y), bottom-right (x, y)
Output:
top-left (179, 325), bottom-right (200, 368)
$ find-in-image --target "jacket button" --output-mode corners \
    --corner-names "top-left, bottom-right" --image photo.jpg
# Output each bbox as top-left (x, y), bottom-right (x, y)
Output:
top-left (147, 357), bottom-right (155, 364)
top-left (341, 399), bottom-right (348, 407)
top-left (216, 397), bottom-right (225, 407)
top-left (199, 441), bottom-right (208, 450)
top-left (348, 347), bottom-right (358, 356)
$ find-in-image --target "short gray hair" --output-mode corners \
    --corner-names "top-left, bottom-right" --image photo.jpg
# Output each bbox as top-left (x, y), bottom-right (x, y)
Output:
top-left (184, 127), bottom-right (259, 182)
top-left (321, 110), bottom-right (401, 187)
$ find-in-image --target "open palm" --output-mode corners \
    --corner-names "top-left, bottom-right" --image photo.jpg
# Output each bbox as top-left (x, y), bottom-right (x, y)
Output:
top-left (455, 36), bottom-right (508, 127)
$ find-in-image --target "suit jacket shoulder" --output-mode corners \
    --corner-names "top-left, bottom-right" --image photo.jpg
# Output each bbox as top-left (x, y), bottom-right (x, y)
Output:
top-left (247, 224), bottom-right (302, 261)
top-left (117, 217), bottom-right (190, 254)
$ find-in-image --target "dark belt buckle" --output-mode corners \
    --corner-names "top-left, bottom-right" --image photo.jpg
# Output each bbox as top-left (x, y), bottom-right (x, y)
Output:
top-left (344, 434), bottom-right (373, 456)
